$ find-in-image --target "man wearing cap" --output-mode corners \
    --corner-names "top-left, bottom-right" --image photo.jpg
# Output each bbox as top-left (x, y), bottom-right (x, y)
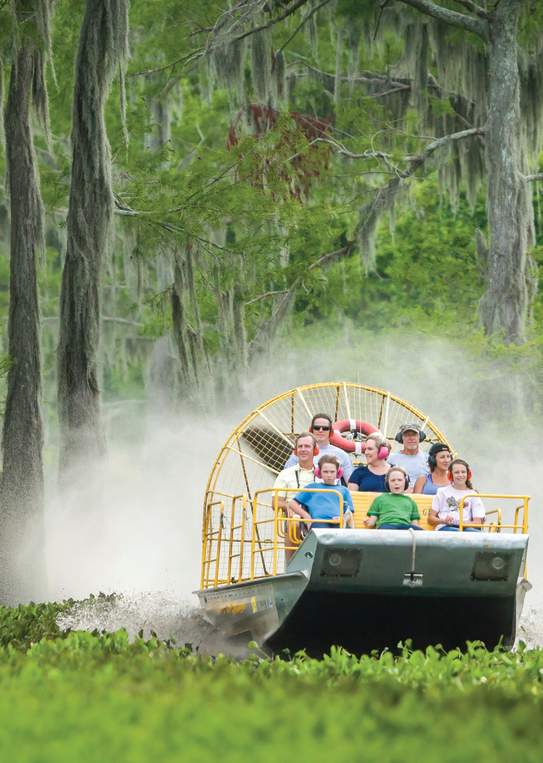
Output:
top-left (388, 424), bottom-right (429, 492)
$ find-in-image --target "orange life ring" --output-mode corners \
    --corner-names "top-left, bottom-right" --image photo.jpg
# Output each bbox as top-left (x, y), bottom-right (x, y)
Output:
top-left (329, 419), bottom-right (378, 453)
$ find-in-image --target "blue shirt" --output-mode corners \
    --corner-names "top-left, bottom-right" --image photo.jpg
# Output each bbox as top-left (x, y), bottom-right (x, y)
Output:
top-left (420, 474), bottom-right (438, 495)
top-left (348, 466), bottom-right (386, 492)
top-left (294, 482), bottom-right (354, 528)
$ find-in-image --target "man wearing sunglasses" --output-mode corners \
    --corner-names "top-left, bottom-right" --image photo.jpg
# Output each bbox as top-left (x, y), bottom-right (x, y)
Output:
top-left (284, 412), bottom-right (354, 481)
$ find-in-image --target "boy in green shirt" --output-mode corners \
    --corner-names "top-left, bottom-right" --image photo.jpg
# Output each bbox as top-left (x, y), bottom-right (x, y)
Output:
top-left (365, 467), bottom-right (422, 530)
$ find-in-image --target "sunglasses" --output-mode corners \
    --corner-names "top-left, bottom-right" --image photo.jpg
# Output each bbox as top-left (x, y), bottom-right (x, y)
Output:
top-left (312, 425), bottom-right (331, 431)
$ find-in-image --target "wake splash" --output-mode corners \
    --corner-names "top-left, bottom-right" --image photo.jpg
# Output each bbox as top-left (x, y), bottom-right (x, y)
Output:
top-left (517, 607), bottom-right (543, 649)
top-left (55, 592), bottom-right (543, 655)
top-left (55, 592), bottom-right (252, 658)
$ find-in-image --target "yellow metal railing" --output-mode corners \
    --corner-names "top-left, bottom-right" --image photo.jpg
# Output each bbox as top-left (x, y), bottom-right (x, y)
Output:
top-left (457, 494), bottom-right (530, 532)
top-left (253, 487), bottom-right (348, 579)
top-left (200, 489), bottom-right (531, 589)
top-left (201, 487), bottom-right (349, 589)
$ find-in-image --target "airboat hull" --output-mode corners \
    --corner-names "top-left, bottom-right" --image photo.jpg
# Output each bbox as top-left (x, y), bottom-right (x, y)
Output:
top-left (197, 529), bottom-right (530, 654)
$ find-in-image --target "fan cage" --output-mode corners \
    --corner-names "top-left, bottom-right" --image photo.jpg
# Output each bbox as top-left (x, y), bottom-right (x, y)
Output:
top-left (200, 382), bottom-right (452, 589)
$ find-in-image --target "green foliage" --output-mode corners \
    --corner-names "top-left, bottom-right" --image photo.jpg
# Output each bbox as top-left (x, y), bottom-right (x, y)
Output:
top-left (0, 615), bottom-right (543, 762)
top-left (0, 600), bottom-right (71, 648)
top-left (2, 0), bottom-right (543, 410)
top-left (0, 594), bottom-right (117, 650)
top-left (289, 176), bottom-right (486, 330)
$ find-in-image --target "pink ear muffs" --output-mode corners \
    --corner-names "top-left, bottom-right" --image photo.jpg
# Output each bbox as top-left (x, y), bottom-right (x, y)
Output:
top-left (377, 444), bottom-right (390, 460)
top-left (314, 466), bottom-right (343, 479)
top-left (362, 441), bottom-right (390, 460)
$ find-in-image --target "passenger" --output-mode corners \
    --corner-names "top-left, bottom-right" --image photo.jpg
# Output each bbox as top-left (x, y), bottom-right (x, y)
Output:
top-left (273, 432), bottom-right (318, 559)
top-left (348, 432), bottom-right (390, 492)
top-left (388, 423), bottom-right (429, 491)
top-left (284, 412), bottom-right (354, 481)
top-left (288, 455), bottom-right (354, 530)
top-left (429, 458), bottom-right (485, 532)
top-left (413, 443), bottom-right (452, 494)
top-left (364, 467), bottom-right (422, 530)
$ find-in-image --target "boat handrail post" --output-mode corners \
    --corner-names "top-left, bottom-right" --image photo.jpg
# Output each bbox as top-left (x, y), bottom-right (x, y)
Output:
top-left (226, 494), bottom-right (244, 584)
top-left (522, 496), bottom-right (530, 534)
top-left (213, 503), bottom-right (226, 588)
top-left (273, 489), bottom-right (280, 576)
top-left (522, 496), bottom-right (530, 578)
top-left (251, 494), bottom-right (257, 580)
top-left (513, 504), bottom-right (522, 534)
top-left (458, 493), bottom-right (531, 533)
top-left (238, 495), bottom-right (247, 581)
top-left (249, 488), bottom-right (345, 578)
top-left (200, 502), bottom-right (210, 589)
top-left (485, 506), bottom-right (502, 532)
top-left (201, 498), bottom-right (225, 589)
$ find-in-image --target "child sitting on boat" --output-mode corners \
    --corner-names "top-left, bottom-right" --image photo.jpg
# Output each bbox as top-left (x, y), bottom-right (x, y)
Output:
top-left (364, 466), bottom-right (422, 530)
top-left (429, 458), bottom-right (485, 531)
top-left (289, 455), bottom-right (354, 529)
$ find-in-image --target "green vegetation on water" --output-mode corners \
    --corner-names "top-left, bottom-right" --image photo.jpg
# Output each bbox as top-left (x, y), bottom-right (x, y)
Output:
top-left (0, 602), bottom-right (542, 762)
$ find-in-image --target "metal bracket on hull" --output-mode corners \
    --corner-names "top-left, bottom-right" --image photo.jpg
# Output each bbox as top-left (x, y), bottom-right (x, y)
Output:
top-left (403, 573), bottom-right (423, 588)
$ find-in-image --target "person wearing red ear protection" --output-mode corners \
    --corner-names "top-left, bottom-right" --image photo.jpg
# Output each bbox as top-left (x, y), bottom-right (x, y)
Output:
top-left (413, 443), bottom-right (452, 495)
top-left (283, 413), bottom-right (354, 482)
top-left (289, 455), bottom-right (354, 531)
top-left (364, 467), bottom-right (422, 530)
top-left (348, 433), bottom-right (391, 493)
top-left (429, 458), bottom-right (485, 531)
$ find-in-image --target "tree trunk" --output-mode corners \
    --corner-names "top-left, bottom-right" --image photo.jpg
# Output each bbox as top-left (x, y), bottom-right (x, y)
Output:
top-left (479, 0), bottom-right (537, 343)
top-left (171, 252), bottom-right (196, 391)
top-left (1, 44), bottom-right (45, 602)
top-left (57, 0), bottom-right (128, 480)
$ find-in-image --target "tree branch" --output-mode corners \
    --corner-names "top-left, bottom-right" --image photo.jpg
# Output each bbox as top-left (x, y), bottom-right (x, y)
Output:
top-left (397, 0), bottom-right (488, 40)
top-left (225, 0), bottom-right (314, 45)
top-left (310, 136), bottom-right (402, 174)
top-left (352, 126), bottom-right (485, 270)
top-left (308, 243), bottom-right (355, 271)
top-left (310, 128), bottom-right (484, 175)
top-left (276, 0), bottom-right (332, 57)
top-left (129, 56), bottom-right (188, 78)
top-left (290, 58), bottom-right (412, 91)
top-left (453, 0), bottom-right (489, 19)
top-left (245, 289), bottom-right (289, 306)
top-left (249, 241), bottom-right (355, 356)
top-left (404, 126), bottom-right (485, 169)
top-left (524, 172), bottom-right (543, 183)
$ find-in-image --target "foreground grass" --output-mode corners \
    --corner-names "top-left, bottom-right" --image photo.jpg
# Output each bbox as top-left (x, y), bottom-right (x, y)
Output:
top-left (1, 603), bottom-right (543, 762)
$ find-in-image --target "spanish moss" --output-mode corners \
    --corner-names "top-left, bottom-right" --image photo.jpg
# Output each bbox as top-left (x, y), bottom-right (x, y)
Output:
top-left (1, 0), bottom-right (55, 601)
top-left (251, 27), bottom-right (272, 103)
top-left (57, 0), bottom-right (129, 480)
top-left (211, 37), bottom-right (246, 105)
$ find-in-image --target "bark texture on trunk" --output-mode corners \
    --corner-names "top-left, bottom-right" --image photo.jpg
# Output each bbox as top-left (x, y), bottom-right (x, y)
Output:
top-left (171, 246), bottom-right (213, 403)
top-left (1, 41), bottom-right (45, 602)
top-left (57, 0), bottom-right (128, 479)
top-left (478, 0), bottom-right (536, 343)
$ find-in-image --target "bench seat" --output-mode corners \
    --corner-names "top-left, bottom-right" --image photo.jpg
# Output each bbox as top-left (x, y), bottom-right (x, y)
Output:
top-left (351, 491), bottom-right (434, 531)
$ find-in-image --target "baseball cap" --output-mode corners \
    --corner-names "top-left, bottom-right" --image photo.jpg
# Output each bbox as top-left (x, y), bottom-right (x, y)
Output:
top-left (397, 423), bottom-right (422, 436)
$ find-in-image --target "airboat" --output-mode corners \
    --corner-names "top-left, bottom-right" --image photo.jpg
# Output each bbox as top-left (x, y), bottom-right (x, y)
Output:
top-left (196, 382), bottom-right (531, 654)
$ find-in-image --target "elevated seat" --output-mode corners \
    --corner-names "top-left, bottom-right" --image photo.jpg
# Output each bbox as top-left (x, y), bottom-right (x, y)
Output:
top-left (351, 491), bottom-right (434, 531)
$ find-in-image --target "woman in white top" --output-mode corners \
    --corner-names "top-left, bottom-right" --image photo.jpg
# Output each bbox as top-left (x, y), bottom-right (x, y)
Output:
top-left (429, 459), bottom-right (485, 531)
